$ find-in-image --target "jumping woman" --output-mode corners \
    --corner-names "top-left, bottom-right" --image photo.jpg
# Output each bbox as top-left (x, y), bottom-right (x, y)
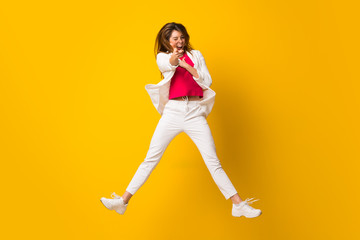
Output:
top-left (100, 22), bottom-right (262, 218)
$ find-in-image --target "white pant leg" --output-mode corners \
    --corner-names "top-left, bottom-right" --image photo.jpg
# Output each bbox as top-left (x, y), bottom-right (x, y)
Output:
top-left (125, 101), bottom-right (183, 195)
top-left (183, 102), bottom-right (238, 200)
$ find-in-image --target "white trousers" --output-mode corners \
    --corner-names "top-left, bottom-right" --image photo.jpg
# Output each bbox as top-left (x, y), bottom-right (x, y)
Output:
top-left (126, 97), bottom-right (238, 200)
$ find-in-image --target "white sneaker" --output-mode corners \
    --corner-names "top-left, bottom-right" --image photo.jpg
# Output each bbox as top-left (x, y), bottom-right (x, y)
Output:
top-left (232, 198), bottom-right (262, 218)
top-left (100, 192), bottom-right (128, 215)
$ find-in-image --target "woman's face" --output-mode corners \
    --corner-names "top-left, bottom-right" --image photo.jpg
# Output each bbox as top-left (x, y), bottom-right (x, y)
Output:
top-left (169, 30), bottom-right (185, 51)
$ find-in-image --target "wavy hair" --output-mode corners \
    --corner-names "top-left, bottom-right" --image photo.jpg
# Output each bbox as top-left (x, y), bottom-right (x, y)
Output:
top-left (154, 22), bottom-right (195, 78)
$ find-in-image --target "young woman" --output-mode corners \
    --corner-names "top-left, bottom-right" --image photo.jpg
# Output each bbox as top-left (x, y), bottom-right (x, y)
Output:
top-left (100, 22), bottom-right (262, 218)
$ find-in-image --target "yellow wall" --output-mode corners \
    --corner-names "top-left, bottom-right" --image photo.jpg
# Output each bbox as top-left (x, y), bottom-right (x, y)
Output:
top-left (1, 0), bottom-right (358, 239)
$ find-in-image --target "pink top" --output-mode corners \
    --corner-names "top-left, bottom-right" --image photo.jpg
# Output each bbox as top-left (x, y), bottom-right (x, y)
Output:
top-left (168, 52), bottom-right (204, 99)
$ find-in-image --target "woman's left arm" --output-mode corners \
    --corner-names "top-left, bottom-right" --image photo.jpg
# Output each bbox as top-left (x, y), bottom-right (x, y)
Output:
top-left (182, 50), bottom-right (213, 87)
top-left (183, 63), bottom-right (200, 79)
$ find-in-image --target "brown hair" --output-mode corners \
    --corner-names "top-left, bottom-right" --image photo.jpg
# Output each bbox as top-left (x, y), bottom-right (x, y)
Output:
top-left (154, 22), bottom-right (195, 79)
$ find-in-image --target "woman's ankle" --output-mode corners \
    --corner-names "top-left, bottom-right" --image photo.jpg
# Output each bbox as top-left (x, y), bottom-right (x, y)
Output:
top-left (122, 191), bottom-right (133, 204)
top-left (230, 193), bottom-right (243, 204)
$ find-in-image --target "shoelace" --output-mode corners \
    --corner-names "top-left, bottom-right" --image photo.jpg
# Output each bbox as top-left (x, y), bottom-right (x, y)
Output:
top-left (111, 192), bottom-right (121, 199)
top-left (243, 198), bottom-right (260, 204)
top-left (240, 198), bottom-right (260, 210)
top-left (110, 192), bottom-right (129, 206)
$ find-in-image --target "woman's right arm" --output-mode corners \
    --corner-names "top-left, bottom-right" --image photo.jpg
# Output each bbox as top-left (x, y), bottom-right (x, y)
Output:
top-left (169, 53), bottom-right (180, 66)
top-left (156, 52), bottom-right (179, 73)
top-left (156, 48), bottom-right (184, 73)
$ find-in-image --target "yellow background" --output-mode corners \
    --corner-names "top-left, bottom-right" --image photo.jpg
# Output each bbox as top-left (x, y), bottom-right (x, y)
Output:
top-left (1, 0), bottom-right (359, 239)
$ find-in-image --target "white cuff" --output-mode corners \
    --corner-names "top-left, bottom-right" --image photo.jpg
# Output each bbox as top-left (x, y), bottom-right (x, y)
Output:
top-left (193, 69), bottom-right (204, 83)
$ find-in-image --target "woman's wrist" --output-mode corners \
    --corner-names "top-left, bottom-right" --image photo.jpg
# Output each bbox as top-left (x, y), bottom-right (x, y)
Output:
top-left (183, 63), bottom-right (191, 70)
top-left (169, 54), bottom-right (180, 66)
top-left (184, 64), bottom-right (200, 79)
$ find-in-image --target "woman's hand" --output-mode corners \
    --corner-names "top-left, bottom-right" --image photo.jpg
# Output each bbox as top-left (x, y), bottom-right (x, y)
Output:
top-left (169, 43), bottom-right (184, 66)
top-left (179, 56), bottom-right (188, 68)
top-left (180, 56), bottom-right (199, 78)
top-left (170, 42), bottom-right (184, 58)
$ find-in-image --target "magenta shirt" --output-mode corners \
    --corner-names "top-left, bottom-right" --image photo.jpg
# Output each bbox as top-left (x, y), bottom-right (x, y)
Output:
top-left (168, 52), bottom-right (204, 100)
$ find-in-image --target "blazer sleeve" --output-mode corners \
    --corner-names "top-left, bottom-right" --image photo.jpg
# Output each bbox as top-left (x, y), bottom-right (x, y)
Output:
top-left (192, 50), bottom-right (213, 87)
top-left (156, 52), bottom-right (179, 73)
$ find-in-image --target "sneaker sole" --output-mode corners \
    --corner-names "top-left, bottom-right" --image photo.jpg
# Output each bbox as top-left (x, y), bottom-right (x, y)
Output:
top-left (115, 208), bottom-right (126, 215)
top-left (233, 211), bottom-right (262, 218)
top-left (100, 199), bottom-right (127, 215)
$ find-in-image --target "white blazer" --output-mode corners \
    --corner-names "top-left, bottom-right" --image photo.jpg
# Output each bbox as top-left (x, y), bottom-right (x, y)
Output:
top-left (145, 49), bottom-right (216, 118)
